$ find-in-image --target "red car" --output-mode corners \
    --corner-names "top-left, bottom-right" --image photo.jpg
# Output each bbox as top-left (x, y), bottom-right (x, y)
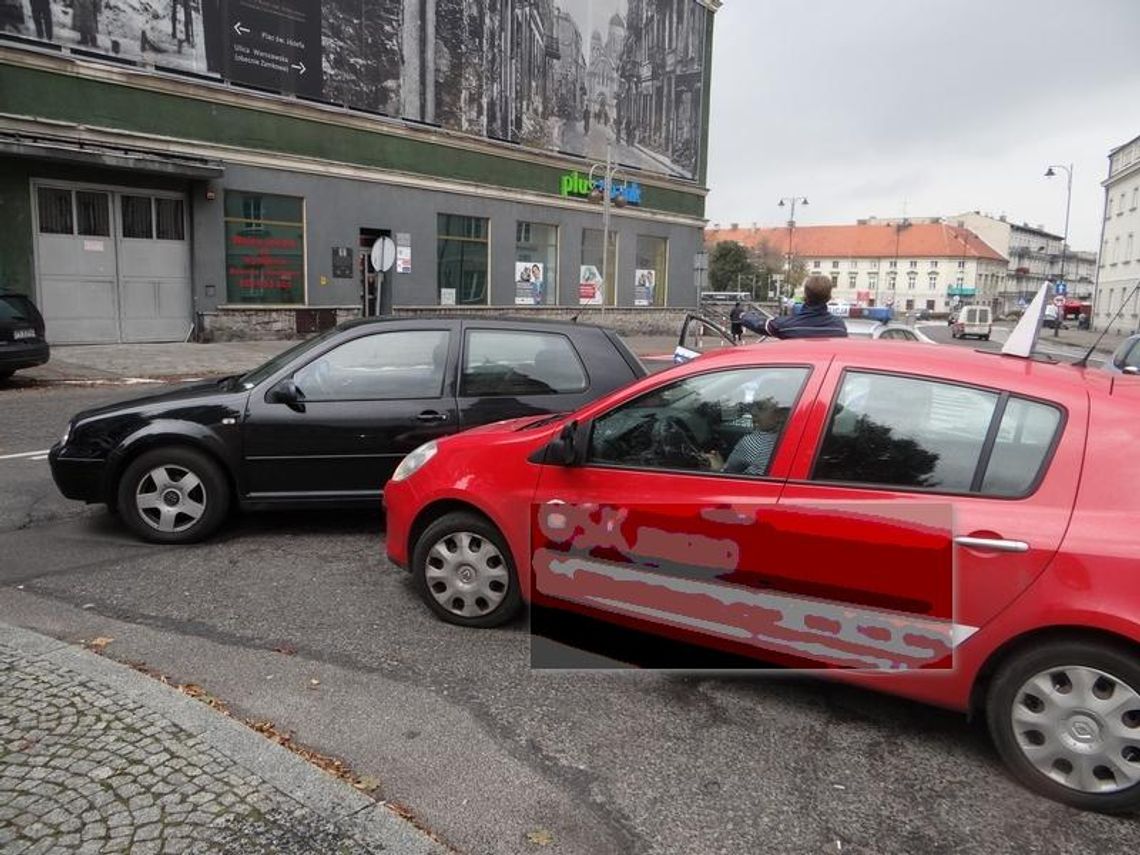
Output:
top-left (384, 338), bottom-right (1140, 812)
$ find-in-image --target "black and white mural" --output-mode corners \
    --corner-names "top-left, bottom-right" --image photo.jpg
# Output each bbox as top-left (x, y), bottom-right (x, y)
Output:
top-left (1, 0), bottom-right (708, 179)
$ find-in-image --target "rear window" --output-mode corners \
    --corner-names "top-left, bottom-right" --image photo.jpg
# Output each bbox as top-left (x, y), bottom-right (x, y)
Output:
top-left (0, 295), bottom-right (33, 322)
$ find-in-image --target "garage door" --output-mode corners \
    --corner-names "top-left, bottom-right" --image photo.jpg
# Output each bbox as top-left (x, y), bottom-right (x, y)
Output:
top-left (34, 183), bottom-right (192, 344)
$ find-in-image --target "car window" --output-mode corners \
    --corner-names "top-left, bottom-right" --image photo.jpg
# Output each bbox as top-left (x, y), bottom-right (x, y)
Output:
top-left (980, 398), bottom-right (1062, 496)
top-left (293, 330), bottom-right (449, 401)
top-left (0, 295), bottom-right (31, 321)
top-left (589, 367), bottom-right (809, 476)
top-left (815, 372), bottom-right (999, 492)
top-left (240, 326), bottom-right (343, 389)
top-left (461, 330), bottom-right (587, 396)
top-left (1117, 338), bottom-right (1140, 370)
top-left (879, 328), bottom-right (915, 341)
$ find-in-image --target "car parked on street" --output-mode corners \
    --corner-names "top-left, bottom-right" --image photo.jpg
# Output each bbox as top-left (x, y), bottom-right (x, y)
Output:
top-left (1103, 333), bottom-right (1140, 375)
top-left (951, 305), bottom-right (993, 340)
top-left (49, 317), bottom-right (646, 543)
top-left (385, 337), bottom-right (1140, 812)
top-left (0, 291), bottom-right (49, 380)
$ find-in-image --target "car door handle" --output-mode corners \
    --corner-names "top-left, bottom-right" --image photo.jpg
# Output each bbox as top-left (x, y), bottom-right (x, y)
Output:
top-left (416, 410), bottom-right (448, 423)
top-left (953, 536), bottom-right (1029, 553)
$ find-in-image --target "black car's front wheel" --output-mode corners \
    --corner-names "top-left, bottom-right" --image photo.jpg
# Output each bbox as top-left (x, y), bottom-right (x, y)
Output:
top-left (987, 639), bottom-right (1140, 813)
top-left (116, 447), bottom-right (230, 544)
top-left (412, 511), bottom-right (522, 627)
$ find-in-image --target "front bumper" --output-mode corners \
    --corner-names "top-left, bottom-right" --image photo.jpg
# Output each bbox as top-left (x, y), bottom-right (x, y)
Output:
top-left (48, 443), bottom-right (106, 504)
top-left (0, 340), bottom-right (49, 372)
top-left (382, 479), bottom-right (417, 571)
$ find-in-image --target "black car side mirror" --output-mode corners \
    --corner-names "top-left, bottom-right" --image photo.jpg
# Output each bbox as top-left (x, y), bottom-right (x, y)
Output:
top-left (267, 378), bottom-right (306, 412)
top-left (531, 420), bottom-right (586, 466)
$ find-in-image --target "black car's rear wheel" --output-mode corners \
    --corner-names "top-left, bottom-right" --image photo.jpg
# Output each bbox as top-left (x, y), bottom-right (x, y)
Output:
top-left (116, 447), bottom-right (230, 544)
top-left (412, 511), bottom-right (522, 627)
top-left (987, 639), bottom-right (1140, 813)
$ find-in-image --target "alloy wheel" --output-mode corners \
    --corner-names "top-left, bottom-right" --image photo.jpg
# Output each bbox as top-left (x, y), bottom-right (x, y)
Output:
top-left (424, 530), bottom-right (510, 618)
top-left (1011, 664), bottom-right (1140, 794)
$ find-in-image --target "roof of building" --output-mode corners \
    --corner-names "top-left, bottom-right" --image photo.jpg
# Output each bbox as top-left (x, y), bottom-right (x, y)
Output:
top-left (705, 222), bottom-right (1007, 261)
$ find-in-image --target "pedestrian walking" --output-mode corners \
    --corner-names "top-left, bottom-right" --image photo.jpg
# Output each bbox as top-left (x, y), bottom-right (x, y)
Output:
top-left (729, 301), bottom-right (745, 343)
top-left (30, 0), bottom-right (51, 40)
top-left (72, 0), bottom-right (101, 47)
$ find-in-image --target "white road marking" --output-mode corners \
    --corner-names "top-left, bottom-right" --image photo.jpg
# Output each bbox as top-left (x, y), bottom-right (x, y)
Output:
top-left (0, 449), bottom-right (51, 460)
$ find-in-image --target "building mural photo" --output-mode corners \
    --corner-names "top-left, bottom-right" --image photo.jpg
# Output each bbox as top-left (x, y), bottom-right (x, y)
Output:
top-left (2, 0), bottom-right (708, 179)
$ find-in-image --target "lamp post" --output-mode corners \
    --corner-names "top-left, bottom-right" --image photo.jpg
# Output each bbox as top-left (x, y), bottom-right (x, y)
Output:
top-left (1045, 163), bottom-right (1073, 338)
top-left (588, 145), bottom-right (628, 314)
top-left (778, 196), bottom-right (808, 312)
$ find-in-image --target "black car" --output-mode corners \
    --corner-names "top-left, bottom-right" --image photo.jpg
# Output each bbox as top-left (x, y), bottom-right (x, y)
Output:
top-left (0, 292), bottom-right (50, 380)
top-left (49, 317), bottom-right (645, 543)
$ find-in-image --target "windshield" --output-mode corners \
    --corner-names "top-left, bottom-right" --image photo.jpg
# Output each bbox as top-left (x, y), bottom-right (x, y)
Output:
top-left (236, 326), bottom-right (343, 389)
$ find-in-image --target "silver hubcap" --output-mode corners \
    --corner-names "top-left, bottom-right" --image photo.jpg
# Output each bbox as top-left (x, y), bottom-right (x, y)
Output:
top-left (424, 531), bottom-right (509, 618)
top-left (1011, 665), bottom-right (1140, 793)
top-left (135, 465), bottom-right (207, 533)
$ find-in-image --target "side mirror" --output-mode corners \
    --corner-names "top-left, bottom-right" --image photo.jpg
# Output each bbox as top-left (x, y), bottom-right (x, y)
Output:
top-left (267, 378), bottom-right (306, 412)
top-left (533, 420), bottom-right (585, 466)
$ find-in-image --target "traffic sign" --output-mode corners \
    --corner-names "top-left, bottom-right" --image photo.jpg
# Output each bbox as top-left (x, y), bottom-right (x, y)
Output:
top-left (370, 237), bottom-right (397, 273)
top-left (1052, 295), bottom-right (1065, 307)
top-left (1053, 281), bottom-right (1067, 296)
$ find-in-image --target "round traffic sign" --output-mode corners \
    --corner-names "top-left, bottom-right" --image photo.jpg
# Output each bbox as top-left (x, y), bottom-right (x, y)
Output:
top-left (370, 236), bottom-right (397, 273)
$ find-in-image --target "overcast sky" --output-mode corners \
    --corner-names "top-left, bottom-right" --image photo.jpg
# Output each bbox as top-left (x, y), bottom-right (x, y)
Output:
top-left (704, 0), bottom-right (1140, 249)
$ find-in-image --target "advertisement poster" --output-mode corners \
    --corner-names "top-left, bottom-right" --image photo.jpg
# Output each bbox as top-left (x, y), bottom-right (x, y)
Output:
top-left (440, 288), bottom-right (456, 306)
top-left (515, 261), bottom-right (545, 306)
top-left (579, 265), bottom-right (603, 306)
top-left (395, 235), bottom-right (411, 274)
top-left (634, 268), bottom-right (656, 307)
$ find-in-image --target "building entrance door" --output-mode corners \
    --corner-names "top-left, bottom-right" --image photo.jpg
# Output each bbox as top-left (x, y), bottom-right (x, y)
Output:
top-left (33, 182), bottom-right (191, 344)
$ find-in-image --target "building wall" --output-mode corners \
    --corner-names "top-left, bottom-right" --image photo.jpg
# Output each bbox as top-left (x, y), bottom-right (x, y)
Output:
top-left (1096, 136), bottom-right (1140, 333)
top-left (802, 254), bottom-right (1005, 313)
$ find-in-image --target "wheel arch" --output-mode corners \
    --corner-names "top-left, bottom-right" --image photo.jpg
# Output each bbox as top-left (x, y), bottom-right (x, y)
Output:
top-left (104, 431), bottom-right (238, 509)
top-left (969, 625), bottom-right (1140, 720)
top-left (406, 498), bottom-right (515, 570)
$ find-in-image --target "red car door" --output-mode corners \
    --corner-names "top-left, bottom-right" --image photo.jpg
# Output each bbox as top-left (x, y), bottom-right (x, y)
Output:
top-left (530, 362), bottom-right (823, 660)
top-left (776, 358), bottom-right (1086, 667)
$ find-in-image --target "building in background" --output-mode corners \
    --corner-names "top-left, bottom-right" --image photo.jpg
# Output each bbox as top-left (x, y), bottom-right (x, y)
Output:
top-left (1094, 134), bottom-right (1140, 333)
top-left (0, 0), bottom-right (717, 343)
top-left (705, 221), bottom-right (1007, 315)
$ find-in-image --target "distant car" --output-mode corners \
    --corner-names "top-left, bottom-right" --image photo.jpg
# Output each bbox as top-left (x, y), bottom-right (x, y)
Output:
top-left (1103, 333), bottom-right (1140, 375)
top-left (49, 317), bottom-right (646, 543)
top-left (385, 336), bottom-right (1140, 812)
top-left (952, 305), bottom-right (993, 340)
top-left (844, 318), bottom-right (936, 343)
top-left (0, 291), bottom-right (49, 380)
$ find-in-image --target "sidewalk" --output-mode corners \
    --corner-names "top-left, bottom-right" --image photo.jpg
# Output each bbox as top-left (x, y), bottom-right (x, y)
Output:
top-left (0, 622), bottom-right (446, 855)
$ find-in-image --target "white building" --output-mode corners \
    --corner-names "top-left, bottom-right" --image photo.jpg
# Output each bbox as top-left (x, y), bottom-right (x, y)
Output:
top-left (1094, 134), bottom-right (1140, 333)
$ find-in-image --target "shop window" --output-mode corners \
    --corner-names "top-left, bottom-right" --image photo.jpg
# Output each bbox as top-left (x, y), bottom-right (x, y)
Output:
top-left (581, 229), bottom-right (617, 306)
top-left (155, 198), bottom-right (185, 241)
top-left (635, 235), bottom-right (667, 306)
top-left (37, 188), bottom-right (73, 235)
top-left (515, 222), bottom-right (558, 305)
top-left (224, 191), bottom-right (306, 305)
top-left (438, 214), bottom-right (489, 306)
top-left (74, 191), bottom-right (110, 237)
top-left (121, 196), bottom-right (154, 239)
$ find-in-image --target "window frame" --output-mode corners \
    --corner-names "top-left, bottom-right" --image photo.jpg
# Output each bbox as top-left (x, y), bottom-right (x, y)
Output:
top-left (805, 367), bottom-right (1067, 500)
top-left (458, 328), bottom-right (589, 397)
top-left (224, 189), bottom-right (307, 306)
top-left (582, 364), bottom-right (815, 481)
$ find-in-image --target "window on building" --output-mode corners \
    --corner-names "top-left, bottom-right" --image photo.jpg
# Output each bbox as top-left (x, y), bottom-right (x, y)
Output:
top-left (869, 259), bottom-right (879, 270)
top-left (1128, 233), bottom-right (1135, 262)
top-left (812, 259), bottom-right (821, 270)
top-left (848, 272), bottom-right (857, 289)
top-left (888, 260), bottom-right (897, 269)
top-left (926, 299), bottom-right (936, 311)
top-left (908, 260), bottom-right (918, 269)
top-left (907, 271), bottom-right (917, 289)
top-left (928, 272), bottom-right (938, 290)
top-left (635, 235), bottom-right (668, 307)
top-left (72, 191), bottom-right (110, 237)
top-left (225, 191), bottom-right (306, 305)
top-left (832, 260), bottom-right (840, 269)
top-left (155, 198), bottom-right (185, 241)
top-left (868, 273), bottom-right (878, 289)
top-left (1120, 194), bottom-right (1127, 215)
top-left (930, 260), bottom-right (938, 268)
top-left (850, 260), bottom-right (858, 269)
top-left (1132, 187), bottom-right (1138, 210)
top-left (956, 275), bottom-right (965, 287)
top-left (36, 187), bottom-right (73, 235)
top-left (888, 272), bottom-right (897, 290)
top-left (1113, 236), bottom-right (1121, 263)
top-left (830, 273), bottom-right (839, 286)
top-left (1107, 196), bottom-right (1114, 218)
top-left (581, 229), bottom-right (618, 306)
top-left (957, 260), bottom-right (966, 269)
top-left (905, 298), bottom-right (914, 310)
top-left (121, 195), bottom-right (153, 239)
top-left (514, 222), bottom-right (558, 305)
top-left (438, 214), bottom-right (489, 306)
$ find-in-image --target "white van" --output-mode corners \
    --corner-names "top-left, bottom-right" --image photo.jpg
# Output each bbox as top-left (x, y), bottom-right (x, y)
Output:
top-left (951, 305), bottom-right (992, 340)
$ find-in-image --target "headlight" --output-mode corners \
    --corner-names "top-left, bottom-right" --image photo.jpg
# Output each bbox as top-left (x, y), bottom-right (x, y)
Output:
top-left (59, 421), bottom-right (72, 447)
top-left (391, 440), bottom-right (438, 482)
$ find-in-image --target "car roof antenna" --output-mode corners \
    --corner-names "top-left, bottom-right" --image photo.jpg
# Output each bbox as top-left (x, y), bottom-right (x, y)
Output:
top-left (1073, 280), bottom-right (1140, 367)
top-left (1001, 283), bottom-right (1048, 359)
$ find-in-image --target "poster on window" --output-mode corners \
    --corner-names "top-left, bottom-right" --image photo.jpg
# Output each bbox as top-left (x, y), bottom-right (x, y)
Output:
top-left (514, 261), bottom-right (545, 306)
top-left (579, 265), bottom-right (604, 306)
top-left (634, 269), bottom-right (656, 307)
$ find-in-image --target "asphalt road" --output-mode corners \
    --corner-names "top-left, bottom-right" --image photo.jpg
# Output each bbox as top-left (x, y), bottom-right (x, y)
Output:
top-left (1, 358), bottom-right (1135, 855)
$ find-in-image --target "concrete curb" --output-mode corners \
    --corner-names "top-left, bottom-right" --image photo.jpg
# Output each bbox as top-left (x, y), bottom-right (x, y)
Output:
top-left (0, 621), bottom-right (449, 854)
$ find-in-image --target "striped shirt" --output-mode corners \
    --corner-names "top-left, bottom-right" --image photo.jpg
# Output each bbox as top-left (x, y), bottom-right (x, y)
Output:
top-left (722, 431), bottom-right (778, 476)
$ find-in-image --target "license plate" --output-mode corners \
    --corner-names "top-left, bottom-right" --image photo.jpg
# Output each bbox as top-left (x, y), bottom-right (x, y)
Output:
top-left (13, 328), bottom-right (35, 340)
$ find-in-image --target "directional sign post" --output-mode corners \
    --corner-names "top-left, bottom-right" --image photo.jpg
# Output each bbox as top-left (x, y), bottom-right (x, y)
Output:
top-left (225, 1), bottom-right (321, 98)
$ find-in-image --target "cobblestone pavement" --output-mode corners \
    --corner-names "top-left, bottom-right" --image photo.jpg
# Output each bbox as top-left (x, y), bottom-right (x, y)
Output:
top-left (0, 631), bottom-right (445, 854)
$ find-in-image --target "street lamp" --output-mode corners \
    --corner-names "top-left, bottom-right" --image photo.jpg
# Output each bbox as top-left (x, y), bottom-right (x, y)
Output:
top-left (1045, 163), bottom-right (1073, 338)
top-left (778, 196), bottom-right (808, 312)
top-left (587, 145), bottom-right (628, 314)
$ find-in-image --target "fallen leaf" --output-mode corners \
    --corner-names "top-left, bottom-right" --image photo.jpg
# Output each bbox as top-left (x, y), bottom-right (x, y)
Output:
top-left (353, 775), bottom-right (382, 792)
top-left (273, 644), bottom-right (297, 656)
top-left (87, 636), bottom-right (114, 652)
top-left (526, 829), bottom-right (555, 846)
top-left (309, 678), bottom-right (321, 688)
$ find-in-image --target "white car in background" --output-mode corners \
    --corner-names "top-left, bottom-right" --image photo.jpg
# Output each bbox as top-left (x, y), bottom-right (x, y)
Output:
top-left (844, 318), bottom-right (936, 343)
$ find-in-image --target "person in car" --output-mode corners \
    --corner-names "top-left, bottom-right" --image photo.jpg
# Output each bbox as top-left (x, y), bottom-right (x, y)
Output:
top-left (704, 398), bottom-right (789, 476)
top-left (762, 275), bottom-right (848, 338)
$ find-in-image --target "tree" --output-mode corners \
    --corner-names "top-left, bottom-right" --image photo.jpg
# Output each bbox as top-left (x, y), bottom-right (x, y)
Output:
top-left (708, 241), bottom-right (759, 292)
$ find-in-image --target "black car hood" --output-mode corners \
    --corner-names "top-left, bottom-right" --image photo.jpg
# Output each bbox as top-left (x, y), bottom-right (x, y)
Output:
top-left (73, 377), bottom-right (247, 424)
